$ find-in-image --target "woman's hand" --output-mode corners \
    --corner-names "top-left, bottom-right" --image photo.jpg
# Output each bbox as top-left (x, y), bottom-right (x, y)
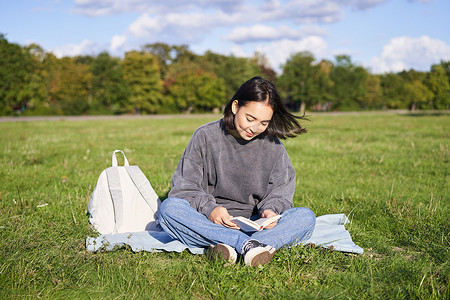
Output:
top-left (261, 209), bottom-right (278, 229)
top-left (209, 206), bottom-right (240, 229)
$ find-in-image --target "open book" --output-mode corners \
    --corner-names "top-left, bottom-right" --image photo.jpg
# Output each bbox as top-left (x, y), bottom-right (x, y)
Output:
top-left (229, 215), bottom-right (282, 232)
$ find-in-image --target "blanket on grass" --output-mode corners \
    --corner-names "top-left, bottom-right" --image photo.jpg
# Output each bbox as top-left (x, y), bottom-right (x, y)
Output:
top-left (86, 213), bottom-right (364, 254)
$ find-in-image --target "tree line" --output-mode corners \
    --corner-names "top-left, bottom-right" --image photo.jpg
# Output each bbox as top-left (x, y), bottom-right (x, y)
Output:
top-left (1, 34), bottom-right (449, 116)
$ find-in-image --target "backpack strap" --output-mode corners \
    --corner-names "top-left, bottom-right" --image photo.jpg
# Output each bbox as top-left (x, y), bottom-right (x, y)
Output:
top-left (125, 166), bottom-right (160, 216)
top-left (112, 150), bottom-right (129, 167)
top-left (106, 167), bottom-right (123, 233)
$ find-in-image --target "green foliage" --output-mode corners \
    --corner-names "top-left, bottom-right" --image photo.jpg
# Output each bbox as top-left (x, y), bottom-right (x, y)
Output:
top-left (0, 113), bottom-right (448, 298)
top-left (24, 44), bottom-right (59, 115)
top-left (142, 43), bottom-right (195, 80)
top-left (329, 55), bottom-right (369, 110)
top-left (167, 70), bottom-right (226, 113)
top-left (87, 52), bottom-right (130, 114)
top-left (202, 51), bottom-right (262, 98)
top-left (278, 52), bottom-right (333, 110)
top-left (0, 34), bottom-right (34, 115)
top-left (122, 51), bottom-right (164, 114)
top-left (362, 74), bottom-right (383, 109)
top-left (48, 57), bottom-right (93, 115)
top-left (0, 36), bottom-right (449, 116)
top-left (426, 64), bottom-right (450, 109)
top-left (251, 51), bottom-right (277, 83)
top-left (380, 73), bottom-right (408, 109)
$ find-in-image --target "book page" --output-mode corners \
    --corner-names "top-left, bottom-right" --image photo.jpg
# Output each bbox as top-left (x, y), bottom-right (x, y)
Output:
top-left (229, 215), bottom-right (281, 232)
top-left (229, 217), bottom-right (260, 232)
top-left (253, 215), bottom-right (282, 227)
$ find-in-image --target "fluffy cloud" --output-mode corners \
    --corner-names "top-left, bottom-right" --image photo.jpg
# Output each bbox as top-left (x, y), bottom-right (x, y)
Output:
top-left (225, 24), bottom-right (328, 43)
top-left (255, 36), bottom-right (329, 71)
top-left (73, 0), bottom-right (376, 23)
top-left (127, 10), bottom-right (242, 44)
top-left (123, 0), bottom-right (343, 45)
top-left (68, 0), bottom-right (446, 75)
top-left (370, 36), bottom-right (450, 73)
top-left (110, 35), bottom-right (127, 52)
top-left (72, 0), bottom-right (393, 49)
top-left (52, 39), bottom-right (98, 57)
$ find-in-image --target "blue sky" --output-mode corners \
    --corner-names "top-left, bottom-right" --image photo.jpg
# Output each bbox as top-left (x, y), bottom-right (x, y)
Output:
top-left (1, 0), bottom-right (449, 74)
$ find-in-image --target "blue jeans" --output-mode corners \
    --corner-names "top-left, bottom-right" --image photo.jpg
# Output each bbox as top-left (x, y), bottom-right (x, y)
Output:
top-left (159, 197), bottom-right (316, 254)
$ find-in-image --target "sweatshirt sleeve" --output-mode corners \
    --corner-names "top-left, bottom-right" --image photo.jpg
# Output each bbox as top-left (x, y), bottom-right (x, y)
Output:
top-left (257, 148), bottom-right (295, 215)
top-left (167, 130), bottom-right (219, 218)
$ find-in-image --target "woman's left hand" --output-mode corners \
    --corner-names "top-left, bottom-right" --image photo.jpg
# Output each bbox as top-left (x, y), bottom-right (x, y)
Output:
top-left (261, 209), bottom-right (278, 229)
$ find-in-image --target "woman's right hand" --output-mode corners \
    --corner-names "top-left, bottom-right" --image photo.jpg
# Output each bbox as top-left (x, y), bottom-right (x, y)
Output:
top-left (209, 206), bottom-right (240, 229)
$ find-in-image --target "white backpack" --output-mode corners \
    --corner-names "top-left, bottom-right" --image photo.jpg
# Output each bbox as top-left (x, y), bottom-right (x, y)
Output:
top-left (88, 150), bottom-right (161, 234)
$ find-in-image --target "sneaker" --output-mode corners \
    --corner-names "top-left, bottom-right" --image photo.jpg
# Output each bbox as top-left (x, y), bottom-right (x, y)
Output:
top-left (242, 240), bottom-right (276, 267)
top-left (206, 244), bottom-right (237, 265)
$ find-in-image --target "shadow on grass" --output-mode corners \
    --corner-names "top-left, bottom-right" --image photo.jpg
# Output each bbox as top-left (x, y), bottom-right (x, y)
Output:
top-left (399, 111), bottom-right (449, 117)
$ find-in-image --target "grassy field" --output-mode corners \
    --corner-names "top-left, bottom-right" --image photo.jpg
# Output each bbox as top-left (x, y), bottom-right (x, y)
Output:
top-left (0, 112), bottom-right (448, 299)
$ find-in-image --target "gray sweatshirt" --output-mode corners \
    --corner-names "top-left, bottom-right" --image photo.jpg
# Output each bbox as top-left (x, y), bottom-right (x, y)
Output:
top-left (168, 119), bottom-right (295, 219)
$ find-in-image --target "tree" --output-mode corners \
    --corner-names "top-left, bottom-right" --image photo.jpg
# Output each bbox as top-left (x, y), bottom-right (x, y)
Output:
top-left (122, 51), bottom-right (164, 114)
top-left (404, 80), bottom-right (433, 110)
top-left (0, 34), bottom-right (33, 115)
top-left (278, 51), bottom-right (331, 111)
top-left (202, 52), bottom-right (261, 99)
top-left (380, 73), bottom-right (408, 109)
top-left (88, 52), bottom-right (130, 114)
top-left (48, 57), bottom-right (93, 115)
top-left (251, 52), bottom-right (276, 82)
top-left (438, 60), bottom-right (450, 83)
top-left (329, 55), bottom-right (368, 110)
top-left (425, 64), bottom-right (450, 109)
top-left (362, 74), bottom-right (383, 109)
top-left (24, 44), bottom-right (59, 115)
top-left (396, 70), bottom-right (432, 109)
top-left (168, 70), bottom-right (226, 113)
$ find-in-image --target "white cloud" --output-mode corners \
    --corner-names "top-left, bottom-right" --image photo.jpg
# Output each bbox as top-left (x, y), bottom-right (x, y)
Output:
top-left (127, 10), bottom-right (240, 44)
top-left (225, 24), bottom-right (328, 43)
top-left (255, 36), bottom-right (329, 71)
top-left (369, 36), bottom-right (450, 73)
top-left (122, 0), bottom-right (343, 46)
top-left (68, 0), bottom-right (444, 75)
top-left (71, 0), bottom-right (393, 56)
top-left (226, 25), bottom-right (302, 43)
top-left (128, 14), bottom-right (163, 38)
top-left (52, 39), bottom-right (98, 57)
top-left (72, 0), bottom-right (381, 24)
top-left (230, 44), bottom-right (248, 57)
top-left (254, 0), bottom-right (344, 24)
top-left (110, 35), bottom-right (127, 52)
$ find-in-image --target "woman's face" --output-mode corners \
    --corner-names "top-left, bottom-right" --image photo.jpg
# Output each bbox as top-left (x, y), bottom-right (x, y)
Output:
top-left (231, 100), bottom-right (273, 140)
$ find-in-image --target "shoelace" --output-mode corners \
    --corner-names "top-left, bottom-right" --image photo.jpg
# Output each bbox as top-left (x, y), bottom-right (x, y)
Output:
top-left (242, 240), bottom-right (265, 254)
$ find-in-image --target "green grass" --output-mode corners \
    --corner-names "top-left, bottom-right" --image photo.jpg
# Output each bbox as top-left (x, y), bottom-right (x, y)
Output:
top-left (0, 112), bottom-right (448, 299)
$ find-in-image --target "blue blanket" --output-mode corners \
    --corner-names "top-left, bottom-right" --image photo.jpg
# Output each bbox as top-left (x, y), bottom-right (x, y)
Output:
top-left (86, 214), bottom-right (364, 254)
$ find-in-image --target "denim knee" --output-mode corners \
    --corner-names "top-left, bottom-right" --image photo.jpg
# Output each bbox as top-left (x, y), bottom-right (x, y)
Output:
top-left (159, 197), bottom-right (185, 218)
top-left (302, 207), bottom-right (316, 223)
top-left (288, 207), bottom-right (316, 226)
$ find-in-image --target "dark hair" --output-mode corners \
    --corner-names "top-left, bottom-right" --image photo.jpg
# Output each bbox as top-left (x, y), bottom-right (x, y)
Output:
top-left (223, 76), bottom-right (307, 139)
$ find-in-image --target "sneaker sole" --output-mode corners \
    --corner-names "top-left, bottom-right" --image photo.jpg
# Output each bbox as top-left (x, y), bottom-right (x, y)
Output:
top-left (244, 246), bottom-right (275, 267)
top-left (207, 244), bottom-right (237, 264)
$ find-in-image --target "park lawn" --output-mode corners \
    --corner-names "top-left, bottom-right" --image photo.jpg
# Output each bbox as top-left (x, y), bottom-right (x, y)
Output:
top-left (0, 112), bottom-right (448, 299)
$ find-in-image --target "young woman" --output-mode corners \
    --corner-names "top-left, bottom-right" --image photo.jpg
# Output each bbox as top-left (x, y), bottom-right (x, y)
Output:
top-left (159, 77), bottom-right (315, 267)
